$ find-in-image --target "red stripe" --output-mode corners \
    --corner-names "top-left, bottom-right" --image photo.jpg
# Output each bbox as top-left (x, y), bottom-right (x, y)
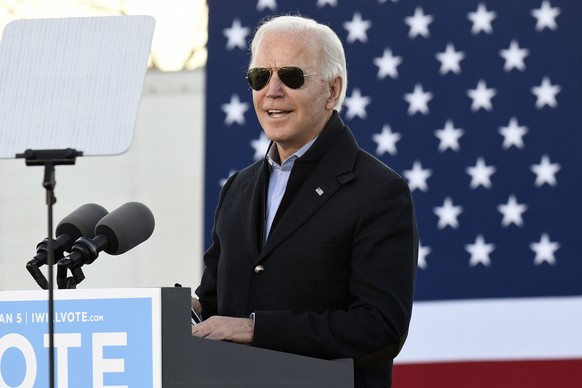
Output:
top-left (393, 359), bottom-right (582, 388)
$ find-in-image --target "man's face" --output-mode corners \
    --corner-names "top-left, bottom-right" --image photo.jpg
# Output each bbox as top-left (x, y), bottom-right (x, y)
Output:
top-left (251, 31), bottom-right (338, 160)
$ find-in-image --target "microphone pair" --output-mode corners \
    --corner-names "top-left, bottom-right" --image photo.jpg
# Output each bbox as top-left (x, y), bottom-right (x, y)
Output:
top-left (26, 202), bottom-right (155, 289)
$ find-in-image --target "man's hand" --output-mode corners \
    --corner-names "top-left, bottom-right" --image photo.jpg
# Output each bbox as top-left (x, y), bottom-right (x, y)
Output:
top-left (192, 316), bottom-right (254, 344)
top-left (191, 297), bottom-right (202, 317)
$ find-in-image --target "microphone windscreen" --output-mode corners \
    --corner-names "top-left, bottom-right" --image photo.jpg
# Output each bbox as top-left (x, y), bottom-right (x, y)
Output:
top-left (95, 202), bottom-right (155, 255)
top-left (56, 203), bottom-right (109, 239)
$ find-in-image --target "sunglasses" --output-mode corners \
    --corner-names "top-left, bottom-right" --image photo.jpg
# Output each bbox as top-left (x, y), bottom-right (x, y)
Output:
top-left (246, 66), bottom-right (322, 91)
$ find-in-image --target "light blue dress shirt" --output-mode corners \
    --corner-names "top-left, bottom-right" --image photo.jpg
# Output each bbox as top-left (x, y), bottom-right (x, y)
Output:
top-left (265, 137), bottom-right (317, 240)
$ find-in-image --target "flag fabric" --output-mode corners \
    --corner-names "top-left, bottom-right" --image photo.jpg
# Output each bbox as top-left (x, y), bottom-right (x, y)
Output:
top-left (204, 1), bottom-right (582, 386)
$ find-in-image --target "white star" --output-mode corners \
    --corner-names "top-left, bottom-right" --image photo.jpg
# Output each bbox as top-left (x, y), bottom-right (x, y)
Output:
top-left (466, 157), bottom-right (496, 189)
top-left (467, 80), bottom-right (497, 112)
top-left (418, 242), bottom-right (431, 270)
top-left (497, 195), bottom-right (528, 227)
top-left (435, 43), bottom-right (465, 75)
top-left (372, 125), bottom-right (401, 156)
top-left (530, 233), bottom-right (560, 265)
top-left (499, 117), bottom-right (528, 149)
top-left (343, 12), bottom-right (372, 44)
top-left (434, 120), bottom-right (463, 152)
top-left (404, 84), bottom-right (433, 115)
top-left (466, 235), bottom-right (495, 267)
top-left (467, 3), bottom-right (496, 35)
top-left (344, 88), bottom-right (371, 120)
top-left (499, 40), bottom-right (529, 72)
top-left (373, 48), bottom-right (402, 79)
top-left (256, 0), bottom-right (277, 11)
top-left (223, 19), bottom-right (251, 50)
top-left (531, 154), bottom-right (561, 187)
top-left (403, 160), bottom-right (432, 192)
top-left (250, 133), bottom-right (271, 161)
top-left (531, 77), bottom-right (561, 109)
top-left (433, 197), bottom-right (463, 229)
top-left (404, 7), bottom-right (433, 39)
top-left (221, 94), bottom-right (250, 126)
top-left (317, 0), bottom-right (338, 7)
top-left (531, 1), bottom-right (561, 31)
top-left (219, 169), bottom-right (237, 187)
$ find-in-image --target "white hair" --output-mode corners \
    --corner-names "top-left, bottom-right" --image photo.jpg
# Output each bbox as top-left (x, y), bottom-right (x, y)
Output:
top-left (249, 15), bottom-right (348, 112)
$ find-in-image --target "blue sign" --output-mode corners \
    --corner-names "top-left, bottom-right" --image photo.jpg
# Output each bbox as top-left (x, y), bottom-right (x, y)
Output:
top-left (0, 289), bottom-right (160, 388)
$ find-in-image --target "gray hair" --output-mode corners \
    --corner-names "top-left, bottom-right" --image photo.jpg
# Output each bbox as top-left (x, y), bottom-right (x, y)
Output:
top-left (249, 15), bottom-right (347, 112)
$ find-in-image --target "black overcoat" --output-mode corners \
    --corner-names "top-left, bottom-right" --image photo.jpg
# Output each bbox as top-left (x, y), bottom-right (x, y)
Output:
top-left (197, 112), bottom-right (418, 387)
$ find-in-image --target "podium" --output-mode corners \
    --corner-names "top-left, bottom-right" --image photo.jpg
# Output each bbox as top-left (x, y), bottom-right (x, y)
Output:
top-left (0, 288), bottom-right (353, 387)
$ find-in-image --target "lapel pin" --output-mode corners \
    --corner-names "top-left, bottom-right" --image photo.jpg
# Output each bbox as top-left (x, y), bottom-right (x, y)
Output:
top-left (315, 187), bottom-right (324, 196)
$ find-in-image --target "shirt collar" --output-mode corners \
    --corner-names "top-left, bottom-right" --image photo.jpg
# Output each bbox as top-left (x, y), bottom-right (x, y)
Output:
top-left (266, 136), bottom-right (318, 167)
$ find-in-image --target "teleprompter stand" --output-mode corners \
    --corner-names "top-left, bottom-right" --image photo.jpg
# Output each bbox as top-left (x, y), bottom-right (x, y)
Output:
top-left (20, 149), bottom-right (86, 290)
top-left (16, 148), bottom-right (82, 388)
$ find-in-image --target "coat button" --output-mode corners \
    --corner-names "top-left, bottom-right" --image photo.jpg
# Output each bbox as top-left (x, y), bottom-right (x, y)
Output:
top-left (254, 265), bottom-right (264, 274)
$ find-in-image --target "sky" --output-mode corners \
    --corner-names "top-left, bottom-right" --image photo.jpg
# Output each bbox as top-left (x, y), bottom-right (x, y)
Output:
top-left (0, 0), bottom-right (208, 71)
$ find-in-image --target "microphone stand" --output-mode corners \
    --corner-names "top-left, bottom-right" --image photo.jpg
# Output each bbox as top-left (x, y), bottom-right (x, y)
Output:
top-left (57, 264), bottom-right (86, 289)
top-left (16, 148), bottom-right (82, 388)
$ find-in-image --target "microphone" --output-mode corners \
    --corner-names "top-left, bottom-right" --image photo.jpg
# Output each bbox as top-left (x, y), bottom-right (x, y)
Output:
top-left (26, 203), bottom-right (109, 289)
top-left (58, 202), bottom-right (155, 269)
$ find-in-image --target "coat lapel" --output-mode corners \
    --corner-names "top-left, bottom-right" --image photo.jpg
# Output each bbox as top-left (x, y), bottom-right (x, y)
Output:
top-left (256, 112), bottom-right (359, 263)
top-left (240, 160), bottom-right (269, 260)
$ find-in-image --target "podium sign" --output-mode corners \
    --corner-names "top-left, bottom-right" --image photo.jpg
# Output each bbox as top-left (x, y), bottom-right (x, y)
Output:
top-left (1, 288), bottom-right (353, 388)
top-left (0, 288), bottom-right (162, 388)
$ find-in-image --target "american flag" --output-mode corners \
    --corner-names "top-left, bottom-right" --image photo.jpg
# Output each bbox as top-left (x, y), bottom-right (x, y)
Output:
top-left (204, 1), bottom-right (582, 386)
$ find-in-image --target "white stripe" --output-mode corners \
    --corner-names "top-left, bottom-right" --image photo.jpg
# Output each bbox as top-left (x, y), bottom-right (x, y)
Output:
top-left (396, 296), bottom-right (582, 363)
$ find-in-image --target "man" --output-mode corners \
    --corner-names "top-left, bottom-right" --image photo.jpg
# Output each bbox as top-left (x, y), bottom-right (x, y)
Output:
top-left (193, 15), bottom-right (418, 388)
